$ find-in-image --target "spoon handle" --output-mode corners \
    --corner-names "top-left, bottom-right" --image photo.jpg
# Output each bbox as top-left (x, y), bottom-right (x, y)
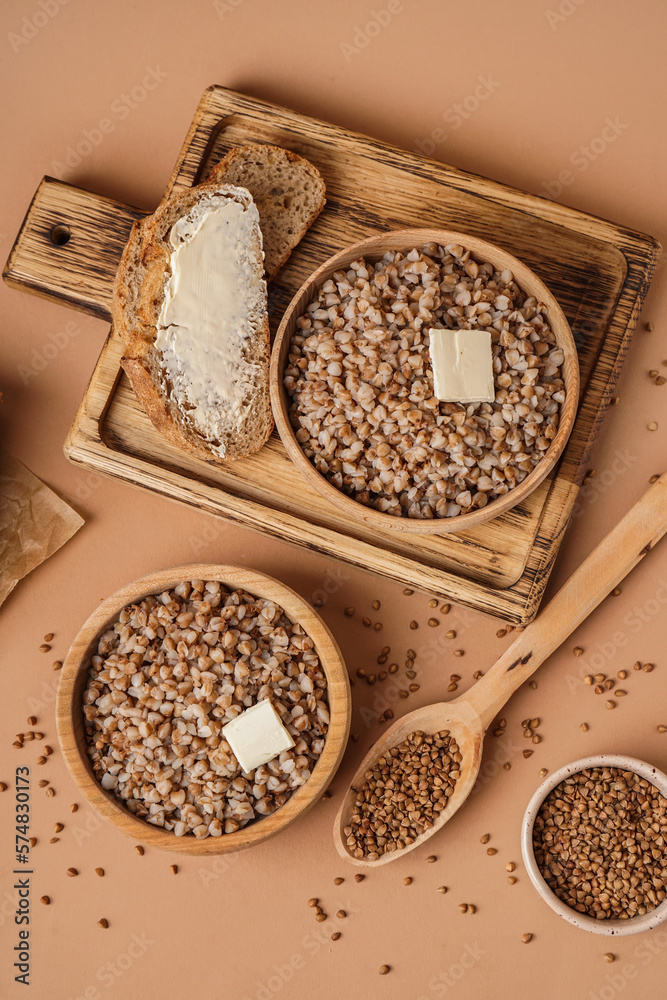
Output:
top-left (462, 472), bottom-right (667, 730)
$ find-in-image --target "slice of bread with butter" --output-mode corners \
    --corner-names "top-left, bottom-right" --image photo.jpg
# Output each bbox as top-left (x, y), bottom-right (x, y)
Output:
top-left (115, 181), bottom-right (272, 462)
top-left (208, 144), bottom-right (326, 279)
top-left (114, 146), bottom-right (325, 463)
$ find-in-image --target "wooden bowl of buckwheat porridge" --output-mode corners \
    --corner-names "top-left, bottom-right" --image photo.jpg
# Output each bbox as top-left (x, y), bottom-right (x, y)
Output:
top-left (56, 565), bottom-right (351, 854)
top-left (270, 230), bottom-right (579, 534)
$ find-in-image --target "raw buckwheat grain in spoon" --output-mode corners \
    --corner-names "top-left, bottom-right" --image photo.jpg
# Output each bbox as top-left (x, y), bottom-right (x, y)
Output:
top-left (335, 474), bottom-right (667, 865)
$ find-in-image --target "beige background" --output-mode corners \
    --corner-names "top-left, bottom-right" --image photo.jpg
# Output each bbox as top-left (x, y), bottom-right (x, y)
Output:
top-left (1, 1), bottom-right (667, 998)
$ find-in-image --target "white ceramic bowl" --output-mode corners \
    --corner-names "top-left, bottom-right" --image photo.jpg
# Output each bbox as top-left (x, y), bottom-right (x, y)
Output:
top-left (521, 754), bottom-right (667, 936)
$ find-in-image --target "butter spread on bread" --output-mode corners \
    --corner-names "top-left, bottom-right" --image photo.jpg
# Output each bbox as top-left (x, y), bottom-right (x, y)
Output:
top-left (114, 182), bottom-right (272, 463)
top-left (155, 195), bottom-right (265, 438)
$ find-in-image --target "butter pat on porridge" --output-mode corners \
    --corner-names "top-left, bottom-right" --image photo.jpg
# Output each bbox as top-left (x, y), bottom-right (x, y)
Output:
top-left (428, 328), bottom-right (494, 403)
top-left (222, 699), bottom-right (295, 773)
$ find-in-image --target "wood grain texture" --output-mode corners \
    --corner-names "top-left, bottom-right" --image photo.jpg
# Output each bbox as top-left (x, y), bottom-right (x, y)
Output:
top-left (4, 86), bottom-right (661, 623)
top-left (56, 564), bottom-right (351, 854)
top-left (334, 474), bottom-right (667, 866)
top-left (270, 227), bottom-right (579, 535)
top-left (3, 177), bottom-right (144, 317)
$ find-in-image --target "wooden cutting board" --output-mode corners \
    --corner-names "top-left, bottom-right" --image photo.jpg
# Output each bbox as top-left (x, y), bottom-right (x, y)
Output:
top-left (3, 86), bottom-right (661, 624)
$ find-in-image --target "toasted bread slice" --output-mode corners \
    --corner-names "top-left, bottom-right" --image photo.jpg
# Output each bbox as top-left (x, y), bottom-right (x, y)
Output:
top-left (113, 181), bottom-right (272, 463)
top-left (208, 144), bottom-right (326, 278)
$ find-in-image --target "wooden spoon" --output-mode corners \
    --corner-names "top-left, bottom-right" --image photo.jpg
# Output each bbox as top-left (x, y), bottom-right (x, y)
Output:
top-left (334, 473), bottom-right (667, 866)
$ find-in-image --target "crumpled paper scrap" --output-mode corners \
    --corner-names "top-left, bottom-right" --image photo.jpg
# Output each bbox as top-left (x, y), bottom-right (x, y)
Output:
top-left (0, 450), bottom-right (84, 607)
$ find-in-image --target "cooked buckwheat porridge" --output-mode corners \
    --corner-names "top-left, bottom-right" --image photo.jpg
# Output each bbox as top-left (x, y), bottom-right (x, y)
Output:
top-left (84, 580), bottom-right (329, 837)
top-left (284, 243), bottom-right (566, 519)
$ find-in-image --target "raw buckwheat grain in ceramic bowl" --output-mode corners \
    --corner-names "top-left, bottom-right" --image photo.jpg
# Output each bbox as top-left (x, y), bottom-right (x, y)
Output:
top-left (521, 755), bottom-right (667, 935)
top-left (271, 230), bottom-right (579, 534)
top-left (56, 565), bottom-right (350, 854)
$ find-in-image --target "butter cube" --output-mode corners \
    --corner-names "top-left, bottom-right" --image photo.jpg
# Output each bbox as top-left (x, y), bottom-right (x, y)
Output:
top-left (428, 328), bottom-right (495, 403)
top-left (222, 699), bottom-right (295, 773)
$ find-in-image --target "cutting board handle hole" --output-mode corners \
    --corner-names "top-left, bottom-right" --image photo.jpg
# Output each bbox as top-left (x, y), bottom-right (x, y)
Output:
top-left (50, 224), bottom-right (71, 246)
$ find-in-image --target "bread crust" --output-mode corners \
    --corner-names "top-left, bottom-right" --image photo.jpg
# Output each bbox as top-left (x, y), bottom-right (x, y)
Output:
top-left (119, 357), bottom-right (216, 462)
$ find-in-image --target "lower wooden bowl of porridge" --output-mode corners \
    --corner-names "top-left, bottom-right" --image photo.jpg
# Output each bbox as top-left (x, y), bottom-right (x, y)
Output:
top-left (56, 565), bottom-right (351, 854)
top-left (270, 230), bottom-right (579, 533)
